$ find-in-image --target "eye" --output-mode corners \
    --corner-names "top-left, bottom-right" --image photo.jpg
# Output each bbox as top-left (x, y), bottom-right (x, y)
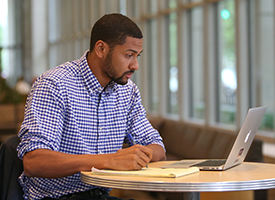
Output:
top-left (126, 54), bottom-right (133, 58)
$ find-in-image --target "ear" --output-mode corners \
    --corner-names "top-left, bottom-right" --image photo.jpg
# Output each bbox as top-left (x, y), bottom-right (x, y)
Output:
top-left (94, 40), bottom-right (108, 58)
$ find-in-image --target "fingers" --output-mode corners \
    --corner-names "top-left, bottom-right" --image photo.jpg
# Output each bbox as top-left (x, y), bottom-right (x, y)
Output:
top-left (135, 145), bottom-right (152, 166)
top-left (128, 145), bottom-right (152, 166)
top-left (112, 145), bottom-right (153, 170)
top-left (128, 153), bottom-right (148, 170)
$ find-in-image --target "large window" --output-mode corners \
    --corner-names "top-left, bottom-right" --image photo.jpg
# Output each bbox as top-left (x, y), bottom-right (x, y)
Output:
top-left (139, 0), bottom-right (275, 139)
top-left (147, 18), bottom-right (159, 112)
top-left (217, 0), bottom-right (236, 124)
top-left (4, 0), bottom-right (275, 140)
top-left (145, 0), bottom-right (158, 112)
top-left (250, 0), bottom-right (274, 131)
top-left (48, 0), bottom-right (124, 70)
top-left (48, 0), bottom-right (93, 69)
top-left (167, 11), bottom-right (178, 115)
top-left (0, 0), bottom-right (22, 85)
top-left (189, 6), bottom-right (204, 120)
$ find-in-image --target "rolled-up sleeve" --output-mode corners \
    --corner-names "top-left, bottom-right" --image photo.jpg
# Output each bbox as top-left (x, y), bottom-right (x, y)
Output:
top-left (17, 76), bottom-right (64, 159)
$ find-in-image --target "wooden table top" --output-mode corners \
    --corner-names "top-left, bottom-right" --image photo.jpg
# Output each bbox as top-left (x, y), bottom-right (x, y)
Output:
top-left (81, 160), bottom-right (275, 192)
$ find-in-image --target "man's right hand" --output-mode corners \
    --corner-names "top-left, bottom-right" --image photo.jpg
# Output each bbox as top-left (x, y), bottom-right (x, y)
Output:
top-left (106, 145), bottom-right (153, 170)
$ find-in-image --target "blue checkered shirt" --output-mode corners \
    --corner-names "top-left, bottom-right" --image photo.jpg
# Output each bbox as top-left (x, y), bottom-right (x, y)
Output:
top-left (17, 51), bottom-right (165, 200)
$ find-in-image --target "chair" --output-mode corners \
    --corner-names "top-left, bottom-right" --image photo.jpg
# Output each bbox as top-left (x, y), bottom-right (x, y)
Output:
top-left (0, 135), bottom-right (24, 200)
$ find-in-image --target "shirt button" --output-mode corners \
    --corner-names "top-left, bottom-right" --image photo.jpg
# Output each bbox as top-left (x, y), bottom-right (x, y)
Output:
top-left (99, 150), bottom-right (102, 154)
top-left (99, 127), bottom-right (102, 130)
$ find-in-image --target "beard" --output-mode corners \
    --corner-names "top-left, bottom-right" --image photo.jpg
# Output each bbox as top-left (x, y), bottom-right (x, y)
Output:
top-left (103, 51), bottom-right (134, 85)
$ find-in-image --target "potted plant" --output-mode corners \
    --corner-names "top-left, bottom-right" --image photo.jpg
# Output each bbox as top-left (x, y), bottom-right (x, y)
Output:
top-left (0, 76), bottom-right (26, 131)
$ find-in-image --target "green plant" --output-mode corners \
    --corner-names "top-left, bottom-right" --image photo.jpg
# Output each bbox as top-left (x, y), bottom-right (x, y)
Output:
top-left (261, 112), bottom-right (274, 130)
top-left (0, 77), bottom-right (22, 104)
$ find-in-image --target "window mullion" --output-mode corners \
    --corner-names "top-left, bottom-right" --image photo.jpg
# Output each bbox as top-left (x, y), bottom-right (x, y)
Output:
top-left (235, 0), bottom-right (250, 129)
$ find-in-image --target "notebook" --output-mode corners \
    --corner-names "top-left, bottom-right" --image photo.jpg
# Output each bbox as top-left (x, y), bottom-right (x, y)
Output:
top-left (161, 106), bottom-right (267, 171)
top-left (91, 166), bottom-right (199, 178)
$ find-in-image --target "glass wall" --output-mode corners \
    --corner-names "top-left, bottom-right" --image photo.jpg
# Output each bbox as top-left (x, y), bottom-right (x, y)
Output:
top-left (249, 0), bottom-right (274, 131)
top-left (217, 0), bottom-right (236, 124)
top-left (167, 11), bottom-right (178, 115)
top-left (146, 18), bottom-right (159, 112)
top-left (3, 0), bottom-right (275, 139)
top-left (138, 0), bottom-right (274, 138)
top-left (0, 0), bottom-right (22, 85)
top-left (189, 6), bottom-right (204, 119)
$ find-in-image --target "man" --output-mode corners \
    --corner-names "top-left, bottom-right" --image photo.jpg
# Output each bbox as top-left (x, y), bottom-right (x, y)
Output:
top-left (17, 13), bottom-right (166, 200)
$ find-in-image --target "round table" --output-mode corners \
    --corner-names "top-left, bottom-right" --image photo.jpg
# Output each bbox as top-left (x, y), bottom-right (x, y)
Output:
top-left (81, 161), bottom-right (275, 200)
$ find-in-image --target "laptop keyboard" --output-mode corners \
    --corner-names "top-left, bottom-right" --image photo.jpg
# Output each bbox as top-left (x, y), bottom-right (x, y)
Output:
top-left (191, 159), bottom-right (226, 167)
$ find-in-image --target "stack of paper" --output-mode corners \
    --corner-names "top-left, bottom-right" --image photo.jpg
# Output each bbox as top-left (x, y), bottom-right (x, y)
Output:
top-left (91, 167), bottom-right (199, 178)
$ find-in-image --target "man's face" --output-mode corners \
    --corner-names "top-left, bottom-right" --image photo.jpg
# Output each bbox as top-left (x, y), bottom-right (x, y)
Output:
top-left (102, 37), bottom-right (143, 85)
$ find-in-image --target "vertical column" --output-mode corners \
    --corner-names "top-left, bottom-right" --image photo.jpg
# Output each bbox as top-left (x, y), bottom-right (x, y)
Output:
top-left (235, 0), bottom-right (250, 129)
top-left (31, 0), bottom-right (48, 77)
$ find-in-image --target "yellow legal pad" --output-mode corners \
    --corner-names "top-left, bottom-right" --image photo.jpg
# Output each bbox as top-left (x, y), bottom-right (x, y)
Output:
top-left (91, 167), bottom-right (199, 178)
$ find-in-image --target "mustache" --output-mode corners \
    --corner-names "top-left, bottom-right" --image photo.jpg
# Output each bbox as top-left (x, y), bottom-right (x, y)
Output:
top-left (123, 70), bottom-right (135, 76)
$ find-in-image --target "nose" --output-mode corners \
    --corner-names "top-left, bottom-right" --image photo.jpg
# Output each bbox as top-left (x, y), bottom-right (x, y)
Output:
top-left (130, 57), bottom-right (139, 71)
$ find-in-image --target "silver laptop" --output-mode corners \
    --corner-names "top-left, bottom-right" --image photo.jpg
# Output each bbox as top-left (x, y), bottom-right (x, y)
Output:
top-left (162, 106), bottom-right (267, 171)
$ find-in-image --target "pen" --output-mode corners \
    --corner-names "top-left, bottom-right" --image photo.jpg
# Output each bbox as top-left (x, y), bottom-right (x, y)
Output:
top-left (126, 133), bottom-right (148, 168)
top-left (126, 133), bottom-right (136, 146)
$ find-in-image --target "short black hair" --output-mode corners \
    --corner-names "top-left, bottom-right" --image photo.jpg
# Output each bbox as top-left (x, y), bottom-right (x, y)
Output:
top-left (89, 13), bottom-right (143, 51)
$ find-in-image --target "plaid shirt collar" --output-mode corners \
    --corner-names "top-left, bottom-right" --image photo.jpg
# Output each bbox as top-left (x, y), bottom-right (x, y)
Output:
top-left (79, 50), bottom-right (118, 96)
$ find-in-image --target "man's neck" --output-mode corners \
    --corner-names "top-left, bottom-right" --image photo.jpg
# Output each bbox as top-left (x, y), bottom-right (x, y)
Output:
top-left (86, 51), bottom-right (110, 87)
